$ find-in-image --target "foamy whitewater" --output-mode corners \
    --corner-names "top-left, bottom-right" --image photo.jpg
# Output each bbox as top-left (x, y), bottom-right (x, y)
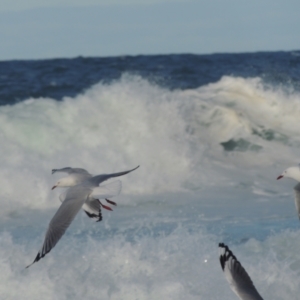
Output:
top-left (1, 52), bottom-right (300, 299)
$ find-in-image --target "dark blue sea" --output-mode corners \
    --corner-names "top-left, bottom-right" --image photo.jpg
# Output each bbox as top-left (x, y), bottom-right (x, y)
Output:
top-left (1, 51), bottom-right (300, 299)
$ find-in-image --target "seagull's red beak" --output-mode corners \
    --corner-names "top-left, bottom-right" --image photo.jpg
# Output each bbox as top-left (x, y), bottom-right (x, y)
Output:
top-left (51, 185), bottom-right (57, 190)
top-left (277, 175), bottom-right (283, 180)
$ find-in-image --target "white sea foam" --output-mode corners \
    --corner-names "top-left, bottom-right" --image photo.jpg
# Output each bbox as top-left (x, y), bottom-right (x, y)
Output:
top-left (1, 75), bottom-right (300, 210)
top-left (1, 222), bottom-right (300, 299)
top-left (1, 75), bottom-right (300, 298)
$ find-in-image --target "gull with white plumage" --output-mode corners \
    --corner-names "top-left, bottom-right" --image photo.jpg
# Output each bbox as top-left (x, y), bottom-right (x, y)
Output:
top-left (26, 165), bottom-right (139, 268)
top-left (277, 164), bottom-right (300, 219)
top-left (51, 167), bottom-right (121, 219)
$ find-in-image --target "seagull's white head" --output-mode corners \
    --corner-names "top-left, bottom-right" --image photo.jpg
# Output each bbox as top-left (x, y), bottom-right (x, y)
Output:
top-left (51, 176), bottom-right (77, 190)
top-left (277, 166), bottom-right (300, 182)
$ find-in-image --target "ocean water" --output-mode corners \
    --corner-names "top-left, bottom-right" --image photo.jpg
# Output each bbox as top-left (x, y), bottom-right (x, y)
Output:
top-left (1, 51), bottom-right (300, 299)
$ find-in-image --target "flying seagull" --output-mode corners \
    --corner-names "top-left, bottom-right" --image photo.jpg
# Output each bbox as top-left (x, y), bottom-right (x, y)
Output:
top-left (26, 166), bottom-right (139, 268)
top-left (52, 167), bottom-right (120, 220)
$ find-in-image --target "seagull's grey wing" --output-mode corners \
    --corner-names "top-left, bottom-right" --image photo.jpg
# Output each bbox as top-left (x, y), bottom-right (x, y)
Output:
top-left (219, 243), bottom-right (264, 300)
top-left (293, 183), bottom-right (300, 219)
top-left (89, 165), bottom-right (139, 186)
top-left (26, 186), bottom-right (91, 268)
top-left (52, 167), bottom-right (91, 175)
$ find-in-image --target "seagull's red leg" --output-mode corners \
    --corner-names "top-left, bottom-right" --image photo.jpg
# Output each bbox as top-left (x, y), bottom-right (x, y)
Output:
top-left (97, 199), bottom-right (113, 211)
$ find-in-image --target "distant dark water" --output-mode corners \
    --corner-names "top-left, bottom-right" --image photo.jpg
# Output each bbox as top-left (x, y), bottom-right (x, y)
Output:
top-left (0, 51), bottom-right (300, 105)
